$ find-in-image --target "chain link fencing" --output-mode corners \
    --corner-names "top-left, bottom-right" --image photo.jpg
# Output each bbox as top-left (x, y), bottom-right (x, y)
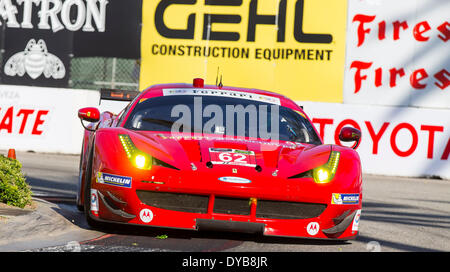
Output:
top-left (69, 57), bottom-right (140, 91)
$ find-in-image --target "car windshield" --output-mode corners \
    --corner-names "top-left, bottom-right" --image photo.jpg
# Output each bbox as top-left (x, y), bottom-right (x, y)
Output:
top-left (124, 95), bottom-right (321, 145)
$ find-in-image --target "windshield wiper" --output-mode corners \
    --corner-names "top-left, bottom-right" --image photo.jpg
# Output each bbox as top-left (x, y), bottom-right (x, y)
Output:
top-left (141, 117), bottom-right (175, 128)
top-left (141, 117), bottom-right (193, 132)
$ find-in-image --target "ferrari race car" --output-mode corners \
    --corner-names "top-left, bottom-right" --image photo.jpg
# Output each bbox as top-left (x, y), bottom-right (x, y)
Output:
top-left (77, 78), bottom-right (362, 240)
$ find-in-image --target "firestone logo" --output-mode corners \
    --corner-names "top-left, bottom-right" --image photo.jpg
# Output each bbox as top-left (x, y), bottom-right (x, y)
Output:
top-left (349, 13), bottom-right (449, 93)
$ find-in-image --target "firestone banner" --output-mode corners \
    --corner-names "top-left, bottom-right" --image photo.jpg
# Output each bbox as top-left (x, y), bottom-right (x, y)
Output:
top-left (344, 0), bottom-right (449, 109)
top-left (140, 0), bottom-right (348, 103)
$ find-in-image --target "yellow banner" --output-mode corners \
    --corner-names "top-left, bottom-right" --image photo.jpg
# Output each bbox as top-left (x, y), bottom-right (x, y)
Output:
top-left (140, 0), bottom-right (347, 102)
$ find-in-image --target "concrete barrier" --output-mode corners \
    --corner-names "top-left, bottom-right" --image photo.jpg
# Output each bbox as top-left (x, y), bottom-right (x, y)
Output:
top-left (0, 85), bottom-right (128, 154)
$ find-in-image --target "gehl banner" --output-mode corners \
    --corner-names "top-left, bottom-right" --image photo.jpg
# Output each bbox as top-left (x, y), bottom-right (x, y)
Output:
top-left (0, 0), bottom-right (142, 88)
top-left (140, 0), bottom-right (347, 102)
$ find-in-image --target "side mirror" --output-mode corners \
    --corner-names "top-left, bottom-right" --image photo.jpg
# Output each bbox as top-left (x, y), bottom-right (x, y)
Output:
top-left (339, 127), bottom-right (361, 149)
top-left (78, 107), bottom-right (100, 131)
top-left (78, 107), bottom-right (100, 123)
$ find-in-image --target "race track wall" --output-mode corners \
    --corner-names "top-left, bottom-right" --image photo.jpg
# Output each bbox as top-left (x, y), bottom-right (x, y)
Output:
top-left (0, 85), bottom-right (127, 154)
top-left (299, 101), bottom-right (449, 179)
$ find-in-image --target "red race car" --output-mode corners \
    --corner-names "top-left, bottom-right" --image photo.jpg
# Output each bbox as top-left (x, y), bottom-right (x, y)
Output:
top-left (77, 78), bottom-right (362, 240)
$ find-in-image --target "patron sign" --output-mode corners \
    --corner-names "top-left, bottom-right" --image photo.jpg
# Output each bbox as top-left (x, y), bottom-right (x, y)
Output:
top-left (0, 0), bottom-right (109, 32)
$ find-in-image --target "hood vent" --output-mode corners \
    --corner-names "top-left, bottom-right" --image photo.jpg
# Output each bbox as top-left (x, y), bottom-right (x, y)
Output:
top-left (287, 169), bottom-right (313, 179)
top-left (153, 157), bottom-right (179, 170)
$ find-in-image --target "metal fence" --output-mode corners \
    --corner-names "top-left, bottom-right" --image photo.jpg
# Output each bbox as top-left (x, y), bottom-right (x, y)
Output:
top-left (69, 57), bottom-right (140, 91)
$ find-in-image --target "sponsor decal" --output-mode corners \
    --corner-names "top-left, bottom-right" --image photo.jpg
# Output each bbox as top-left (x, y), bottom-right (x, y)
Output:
top-left (313, 117), bottom-right (450, 161)
top-left (157, 134), bottom-right (301, 149)
top-left (345, 1), bottom-right (449, 108)
top-left (352, 209), bottom-right (362, 232)
top-left (140, 208), bottom-right (154, 223)
top-left (97, 172), bottom-right (132, 188)
top-left (307, 222), bottom-right (320, 236)
top-left (163, 88), bottom-right (281, 105)
top-left (331, 193), bottom-right (360, 205)
top-left (0, 0), bottom-right (109, 33)
top-left (90, 189), bottom-right (99, 212)
top-left (304, 102), bottom-right (450, 179)
top-left (0, 0), bottom-right (142, 87)
top-left (141, 0), bottom-right (347, 102)
top-left (5, 39), bottom-right (66, 80)
top-left (0, 106), bottom-right (50, 136)
top-left (209, 148), bottom-right (256, 167)
top-left (218, 176), bottom-right (251, 184)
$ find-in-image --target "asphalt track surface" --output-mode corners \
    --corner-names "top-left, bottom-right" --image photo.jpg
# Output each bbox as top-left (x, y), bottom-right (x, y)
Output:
top-left (5, 150), bottom-right (450, 252)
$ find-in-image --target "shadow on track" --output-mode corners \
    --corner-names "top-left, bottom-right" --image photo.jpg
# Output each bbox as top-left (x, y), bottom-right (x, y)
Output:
top-left (45, 200), bottom-right (349, 252)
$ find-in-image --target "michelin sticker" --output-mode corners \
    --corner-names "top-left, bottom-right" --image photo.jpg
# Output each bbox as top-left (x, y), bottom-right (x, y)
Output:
top-left (97, 172), bottom-right (132, 188)
top-left (331, 193), bottom-right (360, 205)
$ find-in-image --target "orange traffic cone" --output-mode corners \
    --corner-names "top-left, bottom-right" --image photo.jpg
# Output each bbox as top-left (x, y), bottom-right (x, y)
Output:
top-left (7, 149), bottom-right (16, 160)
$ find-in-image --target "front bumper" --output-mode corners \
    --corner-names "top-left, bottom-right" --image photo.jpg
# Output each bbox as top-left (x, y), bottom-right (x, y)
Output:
top-left (90, 183), bottom-right (361, 240)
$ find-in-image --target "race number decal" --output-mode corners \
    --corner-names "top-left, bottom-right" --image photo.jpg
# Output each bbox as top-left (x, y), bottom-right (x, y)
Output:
top-left (209, 148), bottom-right (256, 167)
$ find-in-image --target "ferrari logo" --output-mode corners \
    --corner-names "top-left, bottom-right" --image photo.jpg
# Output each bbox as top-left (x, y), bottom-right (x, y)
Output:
top-left (232, 168), bottom-right (237, 173)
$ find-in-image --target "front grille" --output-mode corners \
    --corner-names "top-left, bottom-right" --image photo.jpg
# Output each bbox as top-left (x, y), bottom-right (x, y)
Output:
top-left (213, 197), bottom-right (250, 215)
top-left (256, 200), bottom-right (327, 219)
top-left (136, 190), bottom-right (326, 219)
top-left (136, 190), bottom-right (209, 214)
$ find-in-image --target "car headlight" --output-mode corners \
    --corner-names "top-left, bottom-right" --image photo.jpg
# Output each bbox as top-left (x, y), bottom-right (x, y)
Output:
top-left (119, 134), bottom-right (152, 170)
top-left (313, 151), bottom-right (340, 184)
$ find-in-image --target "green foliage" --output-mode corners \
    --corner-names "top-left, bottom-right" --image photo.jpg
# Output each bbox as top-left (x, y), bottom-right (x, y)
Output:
top-left (155, 234), bottom-right (168, 239)
top-left (0, 155), bottom-right (32, 208)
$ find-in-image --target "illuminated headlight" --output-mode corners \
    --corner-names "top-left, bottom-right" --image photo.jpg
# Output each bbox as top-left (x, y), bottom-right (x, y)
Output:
top-left (119, 134), bottom-right (152, 170)
top-left (313, 151), bottom-right (340, 184)
top-left (135, 155), bottom-right (147, 168)
top-left (314, 168), bottom-right (330, 183)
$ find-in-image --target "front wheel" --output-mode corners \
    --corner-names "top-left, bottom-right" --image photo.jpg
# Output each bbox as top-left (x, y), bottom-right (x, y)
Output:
top-left (76, 141), bottom-right (85, 212)
top-left (76, 164), bottom-right (84, 212)
top-left (83, 145), bottom-right (103, 229)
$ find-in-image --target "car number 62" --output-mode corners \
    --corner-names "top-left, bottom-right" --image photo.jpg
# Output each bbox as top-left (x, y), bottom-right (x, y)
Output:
top-left (218, 152), bottom-right (247, 163)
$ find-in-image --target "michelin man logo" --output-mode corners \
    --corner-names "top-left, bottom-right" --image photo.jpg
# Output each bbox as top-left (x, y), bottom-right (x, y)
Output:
top-left (4, 39), bottom-right (66, 80)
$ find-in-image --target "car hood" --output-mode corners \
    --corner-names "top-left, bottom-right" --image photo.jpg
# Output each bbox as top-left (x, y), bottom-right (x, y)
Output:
top-left (129, 131), bottom-right (331, 178)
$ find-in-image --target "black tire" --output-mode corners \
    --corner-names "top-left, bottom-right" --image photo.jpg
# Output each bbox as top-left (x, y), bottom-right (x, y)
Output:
top-left (83, 144), bottom-right (103, 229)
top-left (76, 142), bottom-right (85, 212)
